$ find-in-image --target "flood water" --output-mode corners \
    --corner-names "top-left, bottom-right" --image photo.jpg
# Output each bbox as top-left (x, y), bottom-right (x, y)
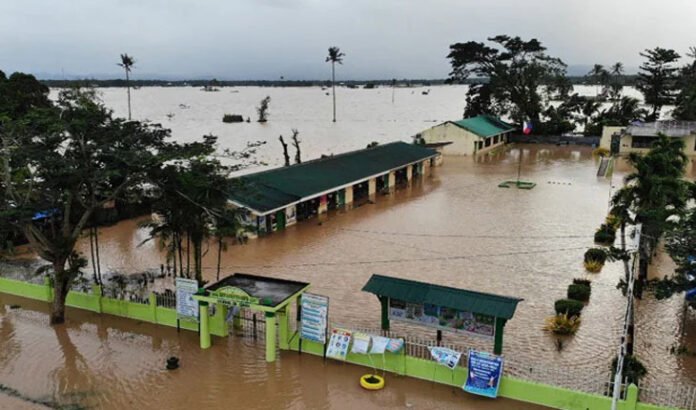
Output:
top-left (1, 85), bottom-right (695, 408)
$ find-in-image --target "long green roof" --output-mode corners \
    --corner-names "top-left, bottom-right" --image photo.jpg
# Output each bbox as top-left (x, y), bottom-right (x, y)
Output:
top-left (362, 274), bottom-right (523, 320)
top-left (450, 115), bottom-right (516, 138)
top-left (229, 142), bottom-right (437, 214)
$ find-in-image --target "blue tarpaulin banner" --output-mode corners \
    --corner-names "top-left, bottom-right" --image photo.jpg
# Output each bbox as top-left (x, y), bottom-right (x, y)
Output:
top-left (463, 350), bottom-right (503, 398)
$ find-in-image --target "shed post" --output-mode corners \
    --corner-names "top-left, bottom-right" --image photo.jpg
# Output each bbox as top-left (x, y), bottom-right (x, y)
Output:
top-left (379, 296), bottom-right (390, 330)
top-left (199, 301), bottom-right (211, 349)
top-left (494, 318), bottom-right (506, 355)
top-left (265, 312), bottom-right (277, 362)
top-left (278, 307), bottom-right (290, 350)
top-left (406, 165), bottom-right (413, 182)
top-left (368, 178), bottom-right (377, 197)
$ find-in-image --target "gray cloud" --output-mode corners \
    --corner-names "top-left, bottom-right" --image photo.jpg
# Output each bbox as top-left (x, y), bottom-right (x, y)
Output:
top-left (2, 0), bottom-right (695, 80)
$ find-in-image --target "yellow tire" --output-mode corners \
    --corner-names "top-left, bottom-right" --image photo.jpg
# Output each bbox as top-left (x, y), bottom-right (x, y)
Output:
top-left (360, 374), bottom-right (385, 390)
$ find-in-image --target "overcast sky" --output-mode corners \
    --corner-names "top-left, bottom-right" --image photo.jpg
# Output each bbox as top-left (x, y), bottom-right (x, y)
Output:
top-left (2, 0), bottom-right (695, 80)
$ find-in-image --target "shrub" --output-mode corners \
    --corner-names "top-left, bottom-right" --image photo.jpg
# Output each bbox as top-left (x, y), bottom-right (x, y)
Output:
top-left (594, 224), bottom-right (616, 245)
top-left (572, 278), bottom-right (592, 287)
top-left (544, 314), bottom-right (581, 335)
top-left (222, 114), bottom-right (244, 123)
top-left (592, 147), bottom-right (610, 157)
top-left (584, 260), bottom-right (603, 273)
top-left (554, 299), bottom-right (584, 317)
top-left (605, 214), bottom-right (620, 229)
top-left (584, 248), bottom-right (607, 263)
top-left (568, 283), bottom-right (591, 302)
top-left (611, 355), bottom-right (647, 384)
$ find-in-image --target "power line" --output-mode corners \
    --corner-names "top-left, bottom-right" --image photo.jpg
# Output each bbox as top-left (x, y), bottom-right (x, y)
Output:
top-left (340, 227), bottom-right (594, 240)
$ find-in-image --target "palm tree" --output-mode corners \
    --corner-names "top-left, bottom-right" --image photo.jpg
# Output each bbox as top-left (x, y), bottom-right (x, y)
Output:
top-left (325, 47), bottom-right (345, 122)
top-left (117, 53), bottom-right (135, 120)
top-left (580, 98), bottom-right (601, 134)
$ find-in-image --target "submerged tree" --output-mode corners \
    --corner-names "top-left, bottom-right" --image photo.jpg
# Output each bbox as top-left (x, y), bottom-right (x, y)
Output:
top-left (117, 53), bottom-right (135, 120)
top-left (257, 96), bottom-right (271, 122)
top-left (291, 129), bottom-right (301, 164)
top-left (1, 79), bottom-right (170, 324)
top-left (637, 47), bottom-right (681, 121)
top-left (446, 35), bottom-right (567, 130)
top-left (279, 135), bottom-right (290, 166)
top-left (326, 46), bottom-right (345, 122)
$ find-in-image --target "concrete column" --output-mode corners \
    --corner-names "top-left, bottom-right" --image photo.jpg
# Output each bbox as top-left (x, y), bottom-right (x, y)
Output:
top-left (423, 160), bottom-right (431, 176)
top-left (92, 284), bottom-right (103, 313)
top-left (368, 178), bottom-right (377, 196)
top-left (406, 165), bottom-right (413, 182)
top-left (265, 312), bottom-right (277, 362)
top-left (344, 186), bottom-right (354, 207)
top-left (388, 172), bottom-right (396, 192)
top-left (149, 292), bottom-right (157, 321)
top-left (278, 308), bottom-right (289, 350)
top-left (318, 195), bottom-right (328, 214)
top-left (200, 302), bottom-right (211, 349)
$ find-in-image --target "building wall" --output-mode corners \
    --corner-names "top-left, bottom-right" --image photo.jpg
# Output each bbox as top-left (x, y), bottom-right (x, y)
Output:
top-left (601, 126), bottom-right (696, 156)
top-left (599, 126), bottom-right (623, 150)
top-left (420, 122), bottom-right (506, 155)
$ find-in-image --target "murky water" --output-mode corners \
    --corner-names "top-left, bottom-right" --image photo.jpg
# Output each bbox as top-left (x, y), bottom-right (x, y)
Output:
top-left (1, 86), bottom-right (694, 408)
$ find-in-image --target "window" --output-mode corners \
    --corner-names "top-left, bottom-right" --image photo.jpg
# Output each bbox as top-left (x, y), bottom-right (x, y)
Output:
top-left (484, 137), bottom-right (492, 147)
top-left (493, 135), bottom-right (499, 144)
top-left (631, 136), bottom-right (658, 149)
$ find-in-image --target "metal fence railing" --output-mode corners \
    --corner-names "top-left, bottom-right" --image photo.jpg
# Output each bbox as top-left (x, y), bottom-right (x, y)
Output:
top-left (154, 291), bottom-right (176, 309)
top-left (638, 381), bottom-right (696, 410)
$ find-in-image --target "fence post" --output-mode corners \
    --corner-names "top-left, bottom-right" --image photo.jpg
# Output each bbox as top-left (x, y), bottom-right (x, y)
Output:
top-left (149, 293), bottom-right (157, 323)
top-left (622, 384), bottom-right (638, 410)
top-left (92, 284), bottom-right (102, 313)
top-left (43, 276), bottom-right (52, 302)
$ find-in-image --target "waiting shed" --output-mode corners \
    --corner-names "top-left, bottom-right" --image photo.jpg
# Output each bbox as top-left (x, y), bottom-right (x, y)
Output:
top-left (362, 274), bottom-right (523, 354)
top-left (193, 273), bottom-right (310, 361)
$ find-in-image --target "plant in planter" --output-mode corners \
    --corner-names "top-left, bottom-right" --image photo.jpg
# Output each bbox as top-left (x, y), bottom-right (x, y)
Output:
top-left (594, 223), bottom-right (616, 245)
top-left (568, 283), bottom-right (591, 302)
top-left (611, 355), bottom-right (647, 385)
top-left (554, 299), bottom-right (584, 317)
top-left (572, 278), bottom-right (592, 287)
top-left (584, 247), bottom-right (608, 272)
top-left (544, 313), bottom-right (581, 335)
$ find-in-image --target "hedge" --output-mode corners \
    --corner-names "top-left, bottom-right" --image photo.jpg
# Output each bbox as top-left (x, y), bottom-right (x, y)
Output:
top-left (554, 299), bottom-right (584, 317)
top-left (568, 283), bottom-right (591, 302)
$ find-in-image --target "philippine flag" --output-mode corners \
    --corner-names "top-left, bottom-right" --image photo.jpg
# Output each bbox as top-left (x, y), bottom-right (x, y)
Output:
top-left (523, 121), bottom-right (533, 135)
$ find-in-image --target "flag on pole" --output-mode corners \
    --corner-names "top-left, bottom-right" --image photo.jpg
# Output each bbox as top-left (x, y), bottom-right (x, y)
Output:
top-left (523, 121), bottom-right (533, 135)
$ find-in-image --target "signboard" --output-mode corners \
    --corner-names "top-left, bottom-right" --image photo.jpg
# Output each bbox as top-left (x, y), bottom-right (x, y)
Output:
top-left (351, 332), bottom-right (370, 354)
top-left (463, 350), bottom-right (504, 398)
top-left (326, 328), bottom-right (352, 360)
top-left (300, 293), bottom-right (329, 344)
top-left (176, 277), bottom-right (199, 321)
top-left (209, 286), bottom-right (260, 307)
top-left (428, 346), bottom-right (462, 370)
top-left (388, 298), bottom-right (495, 338)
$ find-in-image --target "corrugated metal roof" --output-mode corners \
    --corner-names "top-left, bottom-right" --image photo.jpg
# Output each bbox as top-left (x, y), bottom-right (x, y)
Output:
top-left (229, 142), bottom-right (437, 214)
top-left (625, 120), bottom-right (696, 137)
top-left (450, 115), bottom-right (516, 138)
top-left (362, 274), bottom-right (523, 320)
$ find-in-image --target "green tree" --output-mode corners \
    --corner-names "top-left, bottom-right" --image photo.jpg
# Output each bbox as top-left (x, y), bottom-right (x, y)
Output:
top-left (447, 35), bottom-right (567, 129)
top-left (673, 47), bottom-right (696, 121)
top-left (1, 80), bottom-right (170, 324)
top-left (608, 62), bottom-right (625, 100)
top-left (326, 46), bottom-right (345, 122)
top-left (117, 54), bottom-right (135, 120)
top-left (257, 96), bottom-right (271, 122)
top-left (586, 64), bottom-right (611, 99)
top-left (636, 47), bottom-right (681, 121)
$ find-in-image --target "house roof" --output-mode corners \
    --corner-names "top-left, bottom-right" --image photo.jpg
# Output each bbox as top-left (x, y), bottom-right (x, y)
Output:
top-left (626, 121), bottom-right (696, 137)
top-left (229, 142), bottom-right (438, 214)
top-left (362, 274), bottom-right (523, 320)
top-left (450, 115), bottom-right (516, 138)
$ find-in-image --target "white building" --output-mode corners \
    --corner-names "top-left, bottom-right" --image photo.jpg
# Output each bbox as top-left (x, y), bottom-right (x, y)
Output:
top-left (600, 121), bottom-right (696, 156)
top-left (417, 115), bottom-right (516, 156)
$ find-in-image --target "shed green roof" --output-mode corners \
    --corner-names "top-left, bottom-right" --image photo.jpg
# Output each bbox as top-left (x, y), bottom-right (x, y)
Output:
top-left (229, 142), bottom-right (437, 214)
top-left (450, 115), bottom-right (516, 138)
top-left (362, 274), bottom-right (523, 320)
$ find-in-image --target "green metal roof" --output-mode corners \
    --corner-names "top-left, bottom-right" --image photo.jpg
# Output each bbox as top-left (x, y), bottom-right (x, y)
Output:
top-left (229, 142), bottom-right (437, 214)
top-left (362, 274), bottom-right (523, 320)
top-left (450, 115), bottom-right (516, 138)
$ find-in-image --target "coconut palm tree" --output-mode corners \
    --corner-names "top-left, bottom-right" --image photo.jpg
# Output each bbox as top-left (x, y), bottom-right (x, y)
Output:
top-left (325, 47), bottom-right (345, 122)
top-left (117, 53), bottom-right (135, 120)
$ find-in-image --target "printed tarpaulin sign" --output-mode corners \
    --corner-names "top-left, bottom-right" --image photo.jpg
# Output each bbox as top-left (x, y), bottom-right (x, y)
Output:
top-left (351, 332), bottom-right (371, 354)
top-left (463, 350), bottom-right (504, 398)
top-left (385, 338), bottom-right (404, 353)
top-left (388, 299), bottom-right (495, 338)
top-left (370, 336), bottom-right (390, 354)
top-left (428, 346), bottom-right (462, 370)
top-left (300, 293), bottom-right (329, 344)
top-left (175, 277), bottom-right (199, 321)
top-left (326, 328), bottom-right (352, 360)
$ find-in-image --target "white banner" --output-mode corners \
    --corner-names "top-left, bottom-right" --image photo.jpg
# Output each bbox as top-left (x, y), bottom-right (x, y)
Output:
top-left (176, 277), bottom-right (199, 321)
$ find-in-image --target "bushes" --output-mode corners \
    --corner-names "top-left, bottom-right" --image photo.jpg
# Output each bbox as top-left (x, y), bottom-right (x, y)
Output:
top-left (611, 355), bottom-right (647, 384)
top-left (584, 248), bottom-right (607, 263)
top-left (584, 260), bottom-right (603, 273)
top-left (594, 223), bottom-right (616, 245)
top-left (544, 314), bottom-right (581, 335)
top-left (222, 114), bottom-right (244, 123)
top-left (592, 147), bottom-right (610, 157)
top-left (573, 278), bottom-right (592, 287)
top-left (568, 283), bottom-right (591, 302)
top-left (554, 299), bottom-right (584, 317)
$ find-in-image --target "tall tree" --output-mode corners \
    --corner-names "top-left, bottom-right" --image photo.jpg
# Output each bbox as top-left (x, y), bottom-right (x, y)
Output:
top-left (1, 81), bottom-right (170, 324)
top-left (291, 129), bottom-right (301, 164)
top-left (447, 35), bottom-right (567, 129)
top-left (608, 62), bottom-right (625, 100)
top-left (586, 64), bottom-right (611, 98)
top-left (673, 47), bottom-right (696, 121)
top-left (278, 135), bottom-right (290, 166)
top-left (117, 54), bottom-right (135, 120)
top-left (326, 46), bottom-right (345, 122)
top-left (636, 47), bottom-right (681, 121)
top-left (257, 96), bottom-right (271, 122)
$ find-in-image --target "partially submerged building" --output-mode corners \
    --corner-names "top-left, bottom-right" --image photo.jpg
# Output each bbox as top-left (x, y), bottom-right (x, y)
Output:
top-left (600, 121), bottom-right (696, 155)
top-left (417, 115), bottom-right (516, 156)
top-left (228, 142), bottom-right (439, 237)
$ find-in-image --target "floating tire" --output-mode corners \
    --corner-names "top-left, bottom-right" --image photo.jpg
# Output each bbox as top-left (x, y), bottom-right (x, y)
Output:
top-left (360, 374), bottom-right (385, 390)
